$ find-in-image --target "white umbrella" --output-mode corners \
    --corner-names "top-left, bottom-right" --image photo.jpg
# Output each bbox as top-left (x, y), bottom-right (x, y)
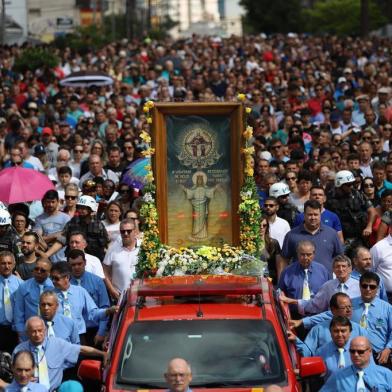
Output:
top-left (60, 71), bottom-right (114, 87)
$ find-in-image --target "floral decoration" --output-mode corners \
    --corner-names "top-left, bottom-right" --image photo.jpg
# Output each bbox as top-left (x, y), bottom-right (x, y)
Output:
top-left (136, 98), bottom-right (263, 277)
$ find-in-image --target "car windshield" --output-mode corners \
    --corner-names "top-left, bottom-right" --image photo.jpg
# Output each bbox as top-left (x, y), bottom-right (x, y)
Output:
top-left (116, 319), bottom-right (286, 389)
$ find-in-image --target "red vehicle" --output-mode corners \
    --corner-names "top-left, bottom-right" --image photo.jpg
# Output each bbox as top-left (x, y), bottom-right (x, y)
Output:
top-left (79, 275), bottom-right (325, 391)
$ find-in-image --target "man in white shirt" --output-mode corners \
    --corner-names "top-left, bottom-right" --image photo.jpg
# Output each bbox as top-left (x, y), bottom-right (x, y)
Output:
top-left (370, 218), bottom-right (392, 302)
top-left (68, 232), bottom-right (105, 279)
top-left (79, 154), bottom-right (119, 187)
top-left (103, 218), bottom-right (139, 301)
top-left (263, 197), bottom-right (290, 248)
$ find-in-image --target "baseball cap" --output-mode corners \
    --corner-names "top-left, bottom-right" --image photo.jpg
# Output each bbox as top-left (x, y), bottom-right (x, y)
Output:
top-left (28, 102), bottom-right (38, 110)
top-left (42, 127), bottom-right (53, 136)
top-left (343, 68), bottom-right (352, 74)
top-left (338, 77), bottom-right (347, 83)
top-left (378, 87), bottom-right (390, 94)
top-left (34, 144), bottom-right (46, 155)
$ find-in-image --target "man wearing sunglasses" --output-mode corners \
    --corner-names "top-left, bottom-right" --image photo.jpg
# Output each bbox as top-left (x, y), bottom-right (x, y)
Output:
top-left (351, 272), bottom-right (392, 368)
top-left (320, 336), bottom-right (392, 391)
top-left (103, 218), bottom-right (139, 301)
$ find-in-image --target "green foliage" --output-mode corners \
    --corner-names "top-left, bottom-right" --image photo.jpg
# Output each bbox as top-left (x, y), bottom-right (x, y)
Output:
top-left (240, 0), bottom-right (305, 33)
top-left (304, 0), bottom-right (387, 35)
top-left (13, 47), bottom-right (60, 73)
top-left (53, 25), bottom-right (111, 55)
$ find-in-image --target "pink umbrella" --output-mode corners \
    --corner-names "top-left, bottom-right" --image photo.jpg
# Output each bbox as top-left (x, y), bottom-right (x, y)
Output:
top-left (0, 167), bottom-right (55, 204)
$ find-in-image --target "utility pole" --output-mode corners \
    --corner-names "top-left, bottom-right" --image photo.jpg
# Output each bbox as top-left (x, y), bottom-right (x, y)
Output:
top-left (147, 0), bottom-right (151, 31)
top-left (360, 0), bottom-right (369, 37)
top-left (1, 0), bottom-right (6, 45)
top-left (126, 0), bottom-right (131, 40)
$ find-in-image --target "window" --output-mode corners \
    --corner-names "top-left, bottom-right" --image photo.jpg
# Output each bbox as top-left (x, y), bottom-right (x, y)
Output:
top-left (116, 319), bottom-right (285, 388)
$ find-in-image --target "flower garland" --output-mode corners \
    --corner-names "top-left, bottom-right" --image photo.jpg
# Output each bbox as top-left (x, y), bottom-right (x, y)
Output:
top-left (137, 100), bottom-right (162, 276)
top-left (136, 97), bottom-right (263, 277)
top-left (238, 93), bottom-right (262, 257)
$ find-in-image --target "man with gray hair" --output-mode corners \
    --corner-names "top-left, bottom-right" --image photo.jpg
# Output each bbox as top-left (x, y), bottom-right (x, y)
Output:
top-left (278, 240), bottom-right (330, 303)
top-left (164, 358), bottom-right (192, 392)
top-left (281, 254), bottom-right (360, 315)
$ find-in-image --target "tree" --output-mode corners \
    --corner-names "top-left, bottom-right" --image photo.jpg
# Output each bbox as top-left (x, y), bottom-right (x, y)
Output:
top-left (13, 47), bottom-right (59, 73)
top-left (240, 0), bottom-right (304, 34)
top-left (303, 0), bottom-right (386, 35)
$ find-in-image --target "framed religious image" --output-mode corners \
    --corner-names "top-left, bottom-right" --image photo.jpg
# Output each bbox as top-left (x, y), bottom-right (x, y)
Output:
top-left (152, 102), bottom-right (244, 248)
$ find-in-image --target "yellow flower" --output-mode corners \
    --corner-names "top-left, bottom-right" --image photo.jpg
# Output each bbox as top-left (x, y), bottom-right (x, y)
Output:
top-left (245, 107), bottom-right (252, 114)
top-left (237, 93), bottom-right (246, 101)
top-left (146, 100), bottom-right (155, 109)
top-left (243, 126), bottom-right (253, 139)
top-left (143, 106), bottom-right (150, 113)
top-left (147, 117), bottom-right (153, 124)
top-left (140, 130), bottom-right (151, 143)
top-left (146, 172), bottom-right (154, 183)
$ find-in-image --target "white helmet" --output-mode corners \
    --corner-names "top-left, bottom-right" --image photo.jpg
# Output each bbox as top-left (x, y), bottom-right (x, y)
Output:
top-left (77, 195), bottom-right (98, 213)
top-left (269, 182), bottom-right (290, 198)
top-left (335, 170), bottom-right (355, 188)
top-left (0, 209), bottom-right (11, 226)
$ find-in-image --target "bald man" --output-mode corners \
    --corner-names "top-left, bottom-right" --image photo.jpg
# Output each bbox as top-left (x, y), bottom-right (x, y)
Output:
top-left (320, 336), bottom-right (392, 391)
top-left (11, 317), bottom-right (106, 392)
top-left (164, 358), bottom-right (192, 392)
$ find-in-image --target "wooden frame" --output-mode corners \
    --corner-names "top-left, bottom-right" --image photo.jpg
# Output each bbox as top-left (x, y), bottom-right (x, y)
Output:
top-left (152, 102), bottom-right (244, 248)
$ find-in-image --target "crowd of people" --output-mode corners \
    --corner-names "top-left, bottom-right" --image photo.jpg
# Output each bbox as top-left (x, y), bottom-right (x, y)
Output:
top-left (1, 32), bottom-right (392, 390)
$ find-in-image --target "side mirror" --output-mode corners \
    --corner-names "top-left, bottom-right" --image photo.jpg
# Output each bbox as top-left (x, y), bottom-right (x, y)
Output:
top-left (299, 356), bottom-right (326, 378)
top-left (78, 359), bottom-right (102, 381)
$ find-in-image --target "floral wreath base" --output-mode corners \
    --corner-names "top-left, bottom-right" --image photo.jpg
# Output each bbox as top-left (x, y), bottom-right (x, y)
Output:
top-left (136, 97), bottom-right (263, 278)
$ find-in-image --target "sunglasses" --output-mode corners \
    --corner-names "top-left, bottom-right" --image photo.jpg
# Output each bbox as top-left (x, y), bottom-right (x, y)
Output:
top-left (264, 204), bottom-right (276, 208)
top-left (34, 267), bottom-right (49, 273)
top-left (260, 224), bottom-right (268, 228)
top-left (119, 189), bottom-right (129, 194)
top-left (51, 275), bottom-right (65, 282)
top-left (65, 195), bottom-right (77, 200)
top-left (271, 145), bottom-right (282, 150)
top-left (120, 229), bottom-right (134, 235)
top-left (361, 283), bottom-right (378, 290)
top-left (286, 177), bottom-right (297, 181)
top-left (74, 149), bottom-right (83, 153)
top-left (363, 183), bottom-right (374, 188)
top-left (349, 349), bottom-right (369, 355)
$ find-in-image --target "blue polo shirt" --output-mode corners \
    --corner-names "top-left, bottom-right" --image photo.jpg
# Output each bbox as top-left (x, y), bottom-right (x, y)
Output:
top-left (281, 223), bottom-right (344, 272)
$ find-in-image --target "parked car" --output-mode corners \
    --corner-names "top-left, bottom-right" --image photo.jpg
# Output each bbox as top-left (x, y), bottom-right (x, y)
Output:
top-left (78, 275), bottom-right (325, 391)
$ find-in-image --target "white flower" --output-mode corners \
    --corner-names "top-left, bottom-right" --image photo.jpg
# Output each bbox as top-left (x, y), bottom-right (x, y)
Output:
top-left (143, 193), bottom-right (154, 203)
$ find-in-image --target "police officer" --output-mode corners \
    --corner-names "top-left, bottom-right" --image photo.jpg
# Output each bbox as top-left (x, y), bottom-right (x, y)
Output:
top-left (325, 170), bottom-right (377, 255)
top-left (0, 209), bottom-right (23, 264)
top-left (46, 195), bottom-right (109, 261)
top-left (269, 182), bottom-right (299, 227)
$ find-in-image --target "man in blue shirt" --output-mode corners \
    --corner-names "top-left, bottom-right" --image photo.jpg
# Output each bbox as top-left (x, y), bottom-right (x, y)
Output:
top-left (315, 316), bottom-right (353, 380)
top-left (293, 186), bottom-right (344, 244)
top-left (39, 291), bottom-right (79, 344)
top-left (0, 251), bottom-right (23, 354)
top-left (12, 317), bottom-right (106, 392)
top-left (281, 200), bottom-right (343, 274)
top-left (278, 240), bottom-right (330, 307)
top-left (6, 350), bottom-right (48, 391)
top-left (50, 262), bottom-right (116, 338)
top-left (68, 249), bottom-right (109, 347)
top-left (14, 258), bottom-right (54, 341)
top-left (351, 246), bottom-right (388, 302)
top-left (320, 336), bottom-right (392, 391)
top-left (291, 293), bottom-right (367, 354)
top-left (351, 271), bottom-right (392, 367)
top-left (282, 254), bottom-right (360, 315)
